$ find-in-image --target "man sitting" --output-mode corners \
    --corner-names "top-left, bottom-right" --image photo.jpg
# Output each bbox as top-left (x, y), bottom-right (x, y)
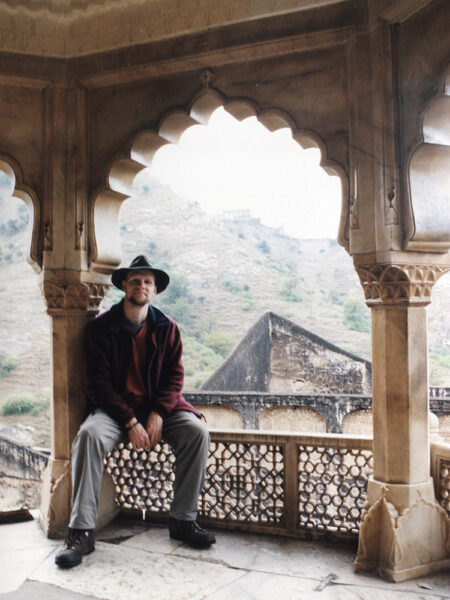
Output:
top-left (55, 255), bottom-right (215, 568)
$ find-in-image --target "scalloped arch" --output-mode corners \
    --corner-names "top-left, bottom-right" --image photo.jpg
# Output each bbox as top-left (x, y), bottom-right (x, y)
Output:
top-left (90, 89), bottom-right (349, 273)
top-left (405, 64), bottom-right (450, 253)
top-left (0, 154), bottom-right (41, 273)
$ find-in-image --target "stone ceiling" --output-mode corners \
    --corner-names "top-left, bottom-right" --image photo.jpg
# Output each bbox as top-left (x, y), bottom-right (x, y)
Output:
top-left (0, 0), bottom-right (344, 57)
top-left (0, 0), bottom-right (435, 58)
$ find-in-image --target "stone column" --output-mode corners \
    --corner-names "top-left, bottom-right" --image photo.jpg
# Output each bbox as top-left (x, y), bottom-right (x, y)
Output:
top-left (39, 279), bottom-right (110, 537)
top-left (353, 261), bottom-right (450, 581)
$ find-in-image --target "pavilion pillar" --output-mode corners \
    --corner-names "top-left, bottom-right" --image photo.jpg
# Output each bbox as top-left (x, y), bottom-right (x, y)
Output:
top-left (354, 261), bottom-right (450, 581)
top-left (39, 277), bottom-right (113, 537)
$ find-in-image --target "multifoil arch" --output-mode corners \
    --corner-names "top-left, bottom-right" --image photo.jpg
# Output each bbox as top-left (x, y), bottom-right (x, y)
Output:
top-left (89, 88), bottom-right (349, 273)
top-left (0, 154), bottom-right (41, 272)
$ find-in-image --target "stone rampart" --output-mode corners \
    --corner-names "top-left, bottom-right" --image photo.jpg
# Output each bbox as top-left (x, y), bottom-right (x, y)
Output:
top-left (185, 390), bottom-right (450, 433)
top-left (0, 437), bottom-right (49, 481)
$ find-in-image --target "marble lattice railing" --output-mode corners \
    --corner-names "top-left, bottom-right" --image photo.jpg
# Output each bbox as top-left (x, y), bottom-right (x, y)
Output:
top-left (105, 431), bottom-right (375, 539)
top-left (431, 440), bottom-right (450, 516)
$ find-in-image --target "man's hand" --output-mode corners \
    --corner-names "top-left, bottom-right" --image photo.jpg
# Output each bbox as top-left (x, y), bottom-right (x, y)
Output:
top-left (128, 422), bottom-right (151, 449)
top-left (145, 411), bottom-right (163, 448)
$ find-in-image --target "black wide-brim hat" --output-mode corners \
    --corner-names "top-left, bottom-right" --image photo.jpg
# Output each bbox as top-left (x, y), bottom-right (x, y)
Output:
top-left (111, 255), bottom-right (170, 293)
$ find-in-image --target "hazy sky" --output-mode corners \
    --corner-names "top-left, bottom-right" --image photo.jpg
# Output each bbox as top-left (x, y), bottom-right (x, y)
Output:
top-left (144, 107), bottom-right (342, 239)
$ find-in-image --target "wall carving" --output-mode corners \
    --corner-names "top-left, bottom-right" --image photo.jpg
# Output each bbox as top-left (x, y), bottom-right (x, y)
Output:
top-left (355, 263), bottom-right (450, 306)
top-left (42, 281), bottom-right (110, 312)
top-left (0, 0), bottom-right (338, 58)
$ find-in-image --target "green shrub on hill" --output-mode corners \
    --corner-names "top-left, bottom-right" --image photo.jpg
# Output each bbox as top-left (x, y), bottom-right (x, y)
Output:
top-left (329, 290), bottom-right (346, 305)
top-left (0, 352), bottom-right (17, 377)
top-left (2, 392), bottom-right (38, 416)
top-left (223, 279), bottom-right (241, 294)
top-left (242, 292), bottom-right (253, 311)
top-left (204, 330), bottom-right (235, 357)
top-left (181, 333), bottom-right (223, 388)
top-left (430, 348), bottom-right (450, 370)
top-left (164, 297), bottom-right (195, 327)
top-left (160, 273), bottom-right (191, 303)
top-left (343, 298), bottom-right (371, 333)
top-left (257, 240), bottom-right (271, 254)
top-left (280, 278), bottom-right (302, 302)
top-left (156, 273), bottom-right (195, 327)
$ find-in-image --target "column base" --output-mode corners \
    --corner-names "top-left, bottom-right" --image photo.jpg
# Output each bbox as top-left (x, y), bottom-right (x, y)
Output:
top-left (39, 457), bottom-right (72, 538)
top-left (354, 478), bottom-right (450, 582)
top-left (39, 457), bottom-right (119, 537)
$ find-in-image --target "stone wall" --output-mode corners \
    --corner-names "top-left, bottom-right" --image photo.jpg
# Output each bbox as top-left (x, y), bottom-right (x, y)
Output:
top-left (187, 391), bottom-right (450, 435)
top-left (201, 312), bottom-right (272, 392)
top-left (186, 391), bottom-right (373, 433)
top-left (0, 436), bottom-right (48, 481)
top-left (0, 436), bottom-right (49, 510)
top-left (269, 313), bottom-right (372, 395)
top-left (201, 312), bottom-right (372, 396)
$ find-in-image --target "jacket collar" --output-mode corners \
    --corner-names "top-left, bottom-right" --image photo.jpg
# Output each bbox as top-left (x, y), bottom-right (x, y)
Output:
top-left (109, 299), bottom-right (170, 330)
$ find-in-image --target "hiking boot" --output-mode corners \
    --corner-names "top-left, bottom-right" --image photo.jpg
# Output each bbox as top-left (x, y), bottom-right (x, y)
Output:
top-left (55, 528), bottom-right (95, 568)
top-left (169, 518), bottom-right (216, 549)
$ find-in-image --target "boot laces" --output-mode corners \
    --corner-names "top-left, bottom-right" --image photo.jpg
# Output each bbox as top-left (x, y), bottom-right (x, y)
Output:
top-left (65, 529), bottom-right (89, 550)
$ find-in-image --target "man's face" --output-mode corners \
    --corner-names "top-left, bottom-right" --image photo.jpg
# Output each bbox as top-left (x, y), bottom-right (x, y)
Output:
top-left (122, 270), bottom-right (157, 307)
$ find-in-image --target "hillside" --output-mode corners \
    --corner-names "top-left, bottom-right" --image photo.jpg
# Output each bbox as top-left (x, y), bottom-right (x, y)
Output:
top-left (0, 176), bottom-right (449, 447)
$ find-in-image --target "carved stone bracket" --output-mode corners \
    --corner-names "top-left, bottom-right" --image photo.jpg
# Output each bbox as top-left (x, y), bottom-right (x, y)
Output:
top-left (43, 281), bottom-right (111, 313)
top-left (355, 263), bottom-right (450, 306)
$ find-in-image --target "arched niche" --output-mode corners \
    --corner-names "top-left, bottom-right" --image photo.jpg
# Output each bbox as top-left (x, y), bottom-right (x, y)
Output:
top-left (438, 413), bottom-right (450, 443)
top-left (89, 88), bottom-right (349, 274)
top-left (0, 155), bottom-right (41, 273)
top-left (342, 409), bottom-right (373, 436)
top-left (405, 64), bottom-right (450, 252)
top-left (193, 404), bottom-right (243, 429)
top-left (259, 406), bottom-right (326, 433)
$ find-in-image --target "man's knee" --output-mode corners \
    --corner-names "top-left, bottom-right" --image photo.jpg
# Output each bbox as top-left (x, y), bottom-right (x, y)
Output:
top-left (72, 418), bottom-right (104, 454)
top-left (188, 416), bottom-right (210, 444)
top-left (168, 413), bottom-right (210, 453)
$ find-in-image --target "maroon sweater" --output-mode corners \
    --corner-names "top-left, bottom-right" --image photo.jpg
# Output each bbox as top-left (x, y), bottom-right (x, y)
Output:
top-left (85, 300), bottom-right (200, 426)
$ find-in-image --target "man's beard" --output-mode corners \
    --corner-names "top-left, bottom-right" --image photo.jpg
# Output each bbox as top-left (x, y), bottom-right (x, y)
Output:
top-left (127, 294), bottom-right (149, 307)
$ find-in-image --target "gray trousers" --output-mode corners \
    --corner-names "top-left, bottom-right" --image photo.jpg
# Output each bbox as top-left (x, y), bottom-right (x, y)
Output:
top-left (69, 409), bottom-right (210, 530)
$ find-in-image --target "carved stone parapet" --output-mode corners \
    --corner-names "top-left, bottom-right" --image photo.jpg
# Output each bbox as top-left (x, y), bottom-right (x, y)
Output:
top-left (43, 281), bottom-right (110, 313)
top-left (355, 263), bottom-right (450, 306)
top-left (355, 478), bottom-right (450, 581)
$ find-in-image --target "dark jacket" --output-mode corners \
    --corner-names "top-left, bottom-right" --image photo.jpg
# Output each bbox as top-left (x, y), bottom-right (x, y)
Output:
top-left (85, 300), bottom-right (199, 426)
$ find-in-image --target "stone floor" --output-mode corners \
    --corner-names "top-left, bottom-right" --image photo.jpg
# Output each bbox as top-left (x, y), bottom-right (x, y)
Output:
top-left (0, 512), bottom-right (449, 600)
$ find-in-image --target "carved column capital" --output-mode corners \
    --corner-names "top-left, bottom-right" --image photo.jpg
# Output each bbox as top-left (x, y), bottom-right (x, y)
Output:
top-left (42, 281), bottom-right (110, 314)
top-left (354, 263), bottom-right (450, 307)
